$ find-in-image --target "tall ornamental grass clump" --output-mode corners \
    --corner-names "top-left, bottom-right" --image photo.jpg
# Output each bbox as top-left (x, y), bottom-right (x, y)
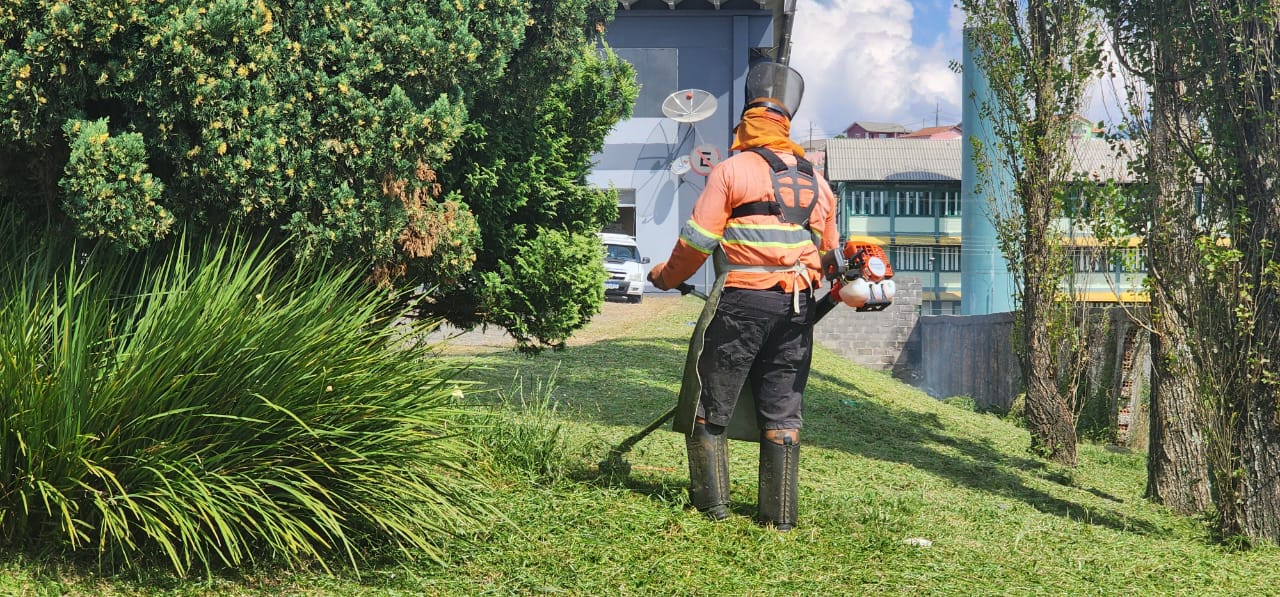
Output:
top-left (0, 221), bottom-right (490, 575)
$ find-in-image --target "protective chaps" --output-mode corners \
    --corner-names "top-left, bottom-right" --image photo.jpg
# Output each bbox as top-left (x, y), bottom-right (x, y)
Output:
top-left (757, 435), bottom-right (800, 531)
top-left (685, 422), bottom-right (730, 520)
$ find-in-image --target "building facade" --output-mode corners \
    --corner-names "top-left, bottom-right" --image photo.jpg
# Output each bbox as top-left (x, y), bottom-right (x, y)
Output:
top-left (591, 1), bottom-right (790, 290)
top-left (843, 121), bottom-right (910, 139)
top-left (826, 136), bottom-right (1143, 315)
top-left (826, 139), bottom-right (964, 314)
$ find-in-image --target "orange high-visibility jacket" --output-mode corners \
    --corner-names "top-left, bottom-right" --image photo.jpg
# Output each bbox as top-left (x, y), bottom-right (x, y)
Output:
top-left (654, 148), bottom-right (839, 291)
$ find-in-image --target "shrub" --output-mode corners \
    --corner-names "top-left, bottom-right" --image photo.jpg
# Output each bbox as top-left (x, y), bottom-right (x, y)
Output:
top-left (0, 219), bottom-right (490, 575)
top-left (942, 395), bottom-right (979, 412)
top-left (60, 117), bottom-right (172, 250)
top-left (472, 371), bottom-right (572, 485)
top-left (2, 0), bottom-right (636, 351)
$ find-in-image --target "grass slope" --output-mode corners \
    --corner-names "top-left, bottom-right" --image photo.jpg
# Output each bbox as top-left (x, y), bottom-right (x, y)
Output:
top-left (431, 296), bottom-right (1280, 595)
top-left (6, 295), bottom-right (1279, 595)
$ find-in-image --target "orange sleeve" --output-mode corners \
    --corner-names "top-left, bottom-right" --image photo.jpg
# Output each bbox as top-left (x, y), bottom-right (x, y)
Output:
top-left (817, 174), bottom-right (839, 254)
top-left (655, 162), bottom-right (733, 288)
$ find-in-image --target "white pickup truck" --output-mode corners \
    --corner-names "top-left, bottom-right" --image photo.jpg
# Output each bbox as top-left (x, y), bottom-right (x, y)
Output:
top-left (599, 232), bottom-right (649, 304)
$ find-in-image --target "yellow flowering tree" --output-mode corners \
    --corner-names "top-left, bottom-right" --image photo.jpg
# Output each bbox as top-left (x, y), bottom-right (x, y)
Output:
top-left (1, 0), bottom-right (634, 348)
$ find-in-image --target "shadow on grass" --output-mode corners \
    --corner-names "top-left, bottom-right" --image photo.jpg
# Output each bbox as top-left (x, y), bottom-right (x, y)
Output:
top-left (804, 395), bottom-right (1162, 536)
top-left (462, 336), bottom-right (1164, 538)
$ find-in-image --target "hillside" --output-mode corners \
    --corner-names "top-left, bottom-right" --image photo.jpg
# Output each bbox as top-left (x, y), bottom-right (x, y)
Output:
top-left (6, 294), bottom-right (1276, 595)
top-left (430, 294), bottom-right (1279, 595)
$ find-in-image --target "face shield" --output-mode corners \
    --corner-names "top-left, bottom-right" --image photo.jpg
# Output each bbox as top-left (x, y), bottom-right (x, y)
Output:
top-left (744, 62), bottom-right (804, 120)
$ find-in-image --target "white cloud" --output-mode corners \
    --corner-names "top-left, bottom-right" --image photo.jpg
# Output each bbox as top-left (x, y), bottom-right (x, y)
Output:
top-left (789, 0), bottom-right (963, 139)
top-left (1083, 35), bottom-right (1147, 130)
top-left (948, 4), bottom-right (966, 41)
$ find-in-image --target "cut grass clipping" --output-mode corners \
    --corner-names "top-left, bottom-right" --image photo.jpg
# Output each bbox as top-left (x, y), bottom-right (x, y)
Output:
top-left (0, 226), bottom-right (490, 575)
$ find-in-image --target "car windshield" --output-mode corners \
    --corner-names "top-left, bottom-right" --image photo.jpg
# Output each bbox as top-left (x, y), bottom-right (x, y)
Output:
top-left (605, 244), bottom-right (640, 262)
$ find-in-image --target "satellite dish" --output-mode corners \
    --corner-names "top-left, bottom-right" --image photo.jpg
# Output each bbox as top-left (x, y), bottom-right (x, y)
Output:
top-left (669, 154), bottom-right (692, 176)
top-left (661, 89), bottom-right (718, 123)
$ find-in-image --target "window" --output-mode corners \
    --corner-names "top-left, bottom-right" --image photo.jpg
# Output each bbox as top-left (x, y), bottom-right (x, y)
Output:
top-left (1068, 246), bottom-right (1148, 274)
top-left (846, 189), bottom-right (890, 216)
top-left (890, 245), bottom-right (958, 272)
top-left (1068, 247), bottom-right (1111, 273)
top-left (895, 190), bottom-right (933, 217)
top-left (605, 244), bottom-right (640, 262)
top-left (1116, 247), bottom-right (1148, 273)
top-left (937, 245), bottom-right (961, 272)
top-left (936, 190), bottom-right (962, 216)
top-left (603, 189), bottom-right (637, 236)
top-left (892, 245), bottom-right (933, 271)
top-left (1062, 187), bottom-right (1089, 219)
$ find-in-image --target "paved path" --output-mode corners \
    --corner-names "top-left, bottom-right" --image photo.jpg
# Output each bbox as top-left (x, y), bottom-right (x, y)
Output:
top-left (424, 293), bottom-right (693, 353)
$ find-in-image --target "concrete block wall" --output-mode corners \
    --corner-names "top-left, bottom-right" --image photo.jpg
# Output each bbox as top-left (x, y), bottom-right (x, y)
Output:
top-left (918, 311), bottom-right (1020, 411)
top-left (813, 276), bottom-right (923, 375)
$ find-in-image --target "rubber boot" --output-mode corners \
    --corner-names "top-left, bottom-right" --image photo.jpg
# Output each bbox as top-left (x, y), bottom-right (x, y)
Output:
top-left (686, 423), bottom-right (730, 520)
top-left (757, 435), bottom-right (800, 531)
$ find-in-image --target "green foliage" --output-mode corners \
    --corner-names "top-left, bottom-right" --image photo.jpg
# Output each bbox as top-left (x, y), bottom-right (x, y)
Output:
top-left (478, 229), bottom-right (608, 351)
top-left (433, 5), bottom-right (638, 348)
top-left (942, 395), bottom-right (979, 412)
top-left (0, 0), bottom-right (635, 351)
top-left (60, 117), bottom-right (172, 250)
top-left (471, 370), bottom-right (572, 484)
top-left (0, 217), bottom-right (490, 575)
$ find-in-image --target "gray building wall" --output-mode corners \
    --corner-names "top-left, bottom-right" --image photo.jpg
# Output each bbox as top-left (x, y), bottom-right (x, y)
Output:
top-left (592, 8), bottom-right (775, 290)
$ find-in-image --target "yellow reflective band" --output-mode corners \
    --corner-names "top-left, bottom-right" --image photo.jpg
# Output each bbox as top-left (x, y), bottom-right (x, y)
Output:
top-left (726, 222), bottom-right (806, 231)
top-left (680, 219), bottom-right (721, 254)
top-left (723, 222), bottom-right (813, 248)
top-left (721, 239), bottom-right (814, 249)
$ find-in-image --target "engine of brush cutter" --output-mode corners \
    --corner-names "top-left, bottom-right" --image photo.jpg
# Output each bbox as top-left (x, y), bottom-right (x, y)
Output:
top-left (819, 240), bottom-right (896, 312)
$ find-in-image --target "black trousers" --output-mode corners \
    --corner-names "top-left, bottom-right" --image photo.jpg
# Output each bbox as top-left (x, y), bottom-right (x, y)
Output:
top-left (696, 287), bottom-right (814, 431)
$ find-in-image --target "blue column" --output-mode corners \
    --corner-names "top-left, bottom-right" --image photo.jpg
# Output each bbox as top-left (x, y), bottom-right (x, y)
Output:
top-left (960, 28), bottom-right (1017, 315)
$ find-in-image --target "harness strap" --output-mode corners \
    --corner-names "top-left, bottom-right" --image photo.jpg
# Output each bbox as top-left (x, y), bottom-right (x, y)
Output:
top-left (742, 148), bottom-right (818, 229)
top-left (745, 147), bottom-right (814, 177)
top-left (730, 202), bottom-right (782, 219)
top-left (725, 260), bottom-right (810, 314)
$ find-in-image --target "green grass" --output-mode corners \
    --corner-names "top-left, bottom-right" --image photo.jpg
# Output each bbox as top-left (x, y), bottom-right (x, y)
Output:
top-left (5, 296), bottom-right (1280, 594)
top-left (0, 227), bottom-right (490, 578)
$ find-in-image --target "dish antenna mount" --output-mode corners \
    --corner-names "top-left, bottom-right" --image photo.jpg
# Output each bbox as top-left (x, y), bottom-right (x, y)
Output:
top-left (661, 89), bottom-right (718, 124)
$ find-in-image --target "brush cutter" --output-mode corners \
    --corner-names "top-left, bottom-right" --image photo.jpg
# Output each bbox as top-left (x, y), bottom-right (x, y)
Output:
top-left (597, 241), bottom-right (895, 476)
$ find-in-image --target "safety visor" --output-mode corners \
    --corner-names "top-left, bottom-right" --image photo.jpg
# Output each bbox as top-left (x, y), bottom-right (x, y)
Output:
top-left (744, 62), bottom-right (804, 119)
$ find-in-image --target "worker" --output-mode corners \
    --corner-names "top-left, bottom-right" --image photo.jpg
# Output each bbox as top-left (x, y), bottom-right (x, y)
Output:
top-left (646, 61), bottom-right (838, 531)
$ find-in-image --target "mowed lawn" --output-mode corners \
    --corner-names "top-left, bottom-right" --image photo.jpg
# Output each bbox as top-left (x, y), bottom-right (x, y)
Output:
top-left (5, 294), bottom-right (1278, 595)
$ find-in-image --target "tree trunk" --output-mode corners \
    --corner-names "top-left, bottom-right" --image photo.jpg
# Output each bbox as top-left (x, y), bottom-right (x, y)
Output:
top-left (1145, 325), bottom-right (1210, 513)
top-left (1143, 37), bottom-right (1211, 515)
top-left (1023, 309), bottom-right (1079, 466)
top-left (1022, 219), bottom-right (1078, 466)
top-left (1239, 390), bottom-right (1280, 540)
top-left (1228, 148), bottom-right (1280, 541)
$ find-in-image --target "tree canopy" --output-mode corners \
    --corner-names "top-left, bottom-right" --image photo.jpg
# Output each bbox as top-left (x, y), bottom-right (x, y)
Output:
top-left (0, 0), bottom-right (636, 350)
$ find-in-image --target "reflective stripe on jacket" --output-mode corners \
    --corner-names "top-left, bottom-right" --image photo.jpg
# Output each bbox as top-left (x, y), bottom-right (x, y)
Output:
top-left (657, 148), bottom-right (839, 291)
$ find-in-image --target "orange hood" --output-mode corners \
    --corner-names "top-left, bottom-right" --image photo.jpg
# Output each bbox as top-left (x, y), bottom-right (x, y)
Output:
top-left (731, 107), bottom-right (805, 157)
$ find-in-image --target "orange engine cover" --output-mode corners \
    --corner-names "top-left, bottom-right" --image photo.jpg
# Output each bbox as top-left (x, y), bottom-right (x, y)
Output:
top-left (842, 241), bottom-right (893, 281)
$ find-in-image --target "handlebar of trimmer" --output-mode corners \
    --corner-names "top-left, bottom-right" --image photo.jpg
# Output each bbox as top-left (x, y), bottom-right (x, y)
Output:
top-left (675, 282), bottom-right (707, 300)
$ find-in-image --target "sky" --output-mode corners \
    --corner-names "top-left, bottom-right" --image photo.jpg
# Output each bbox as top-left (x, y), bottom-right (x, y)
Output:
top-left (786, 0), bottom-right (1124, 141)
top-left (788, 0), bottom-right (966, 141)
